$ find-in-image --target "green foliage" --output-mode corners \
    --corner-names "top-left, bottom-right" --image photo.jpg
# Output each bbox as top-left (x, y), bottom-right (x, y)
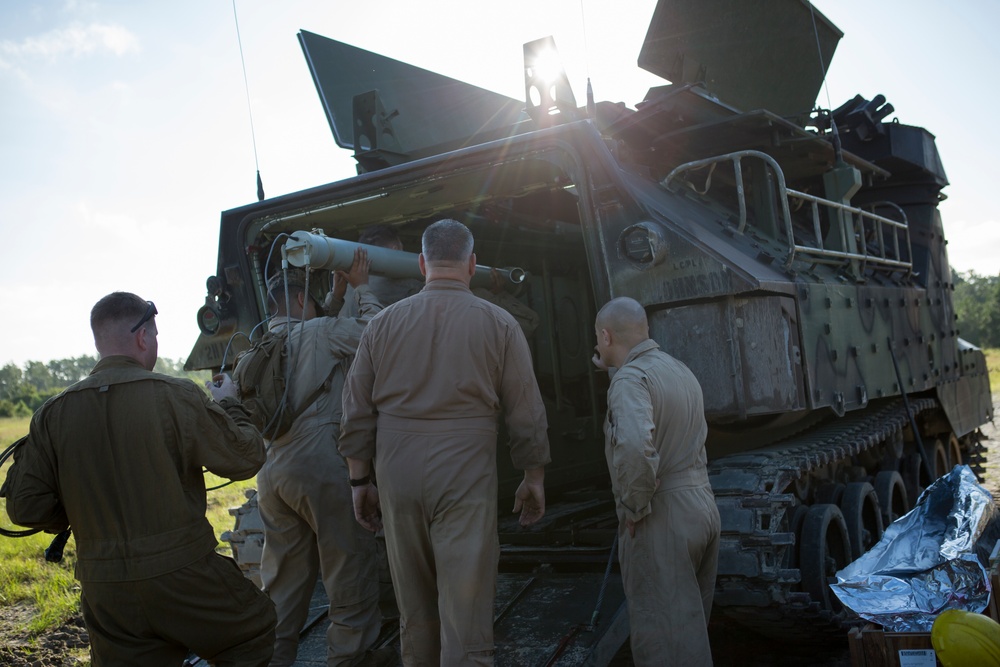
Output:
top-left (953, 271), bottom-right (1000, 348)
top-left (0, 357), bottom-right (210, 414)
top-left (986, 348), bottom-right (1000, 397)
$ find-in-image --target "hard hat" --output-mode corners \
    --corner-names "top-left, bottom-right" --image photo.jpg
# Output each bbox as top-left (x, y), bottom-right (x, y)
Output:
top-left (931, 609), bottom-right (1000, 667)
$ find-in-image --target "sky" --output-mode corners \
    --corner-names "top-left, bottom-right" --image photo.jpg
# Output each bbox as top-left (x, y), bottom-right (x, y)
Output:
top-left (1, 0), bottom-right (998, 367)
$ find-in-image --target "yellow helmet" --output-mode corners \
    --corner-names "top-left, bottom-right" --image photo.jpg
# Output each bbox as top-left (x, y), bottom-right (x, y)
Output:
top-left (931, 609), bottom-right (1000, 667)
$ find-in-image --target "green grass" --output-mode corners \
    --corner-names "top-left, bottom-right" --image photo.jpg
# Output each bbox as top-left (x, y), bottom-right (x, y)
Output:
top-left (1, 416), bottom-right (79, 636)
top-left (986, 348), bottom-right (1000, 397)
top-left (1, 416), bottom-right (257, 639)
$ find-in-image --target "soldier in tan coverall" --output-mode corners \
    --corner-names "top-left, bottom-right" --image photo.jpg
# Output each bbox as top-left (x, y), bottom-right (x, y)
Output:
top-left (340, 219), bottom-right (550, 666)
top-left (592, 296), bottom-right (721, 666)
top-left (252, 250), bottom-right (395, 667)
top-left (2, 292), bottom-right (276, 666)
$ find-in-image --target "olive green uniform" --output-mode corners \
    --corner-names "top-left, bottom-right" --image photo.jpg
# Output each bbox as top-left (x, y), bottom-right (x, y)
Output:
top-left (257, 285), bottom-right (383, 667)
top-left (604, 340), bottom-right (721, 666)
top-left (2, 355), bottom-right (275, 666)
top-left (341, 279), bottom-right (549, 666)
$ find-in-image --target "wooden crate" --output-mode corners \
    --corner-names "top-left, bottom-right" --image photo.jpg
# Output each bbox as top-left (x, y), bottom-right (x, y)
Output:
top-left (848, 625), bottom-right (939, 667)
top-left (848, 571), bottom-right (1000, 667)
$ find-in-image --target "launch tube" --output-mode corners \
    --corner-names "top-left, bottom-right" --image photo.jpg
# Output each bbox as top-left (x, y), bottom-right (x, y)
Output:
top-left (283, 231), bottom-right (526, 287)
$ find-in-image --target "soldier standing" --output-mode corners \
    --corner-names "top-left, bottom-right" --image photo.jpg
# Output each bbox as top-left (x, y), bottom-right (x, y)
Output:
top-left (2, 292), bottom-right (276, 665)
top-left (340, 219), bottom-right (550, 666)
top-left (252, 250), bottom-right (393, 667)
top-left (592, 296), bottom-right (721, 665)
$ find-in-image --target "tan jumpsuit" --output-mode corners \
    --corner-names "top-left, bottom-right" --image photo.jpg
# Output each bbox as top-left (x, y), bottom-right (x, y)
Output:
top-left (604, 339), bottom-right (721, 666)
top-left (256, 286), bottom-right (382, 667)
top-left (340, 279), bottom-right (549, 667)
top-left (3, 355), bottom-right (275, 666)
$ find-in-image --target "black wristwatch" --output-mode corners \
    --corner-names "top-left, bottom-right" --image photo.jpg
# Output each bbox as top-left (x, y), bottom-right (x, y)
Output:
top-left (349, 474), bottom-right (371, 487)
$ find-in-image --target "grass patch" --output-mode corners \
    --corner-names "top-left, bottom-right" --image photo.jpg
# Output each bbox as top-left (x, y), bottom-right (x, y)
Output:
top-left (985, 348), bottom-right (1000, 397)
top-left (1, 416), bottom-right (257, 637)
top-left (1, 418), bottom-right (79, 636)
top-left (205, 475), bottom-right (258, 556)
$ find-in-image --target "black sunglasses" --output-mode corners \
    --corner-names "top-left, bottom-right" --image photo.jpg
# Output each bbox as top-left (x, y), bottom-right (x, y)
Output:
top-left (130, 301), bottom-right (158, 333)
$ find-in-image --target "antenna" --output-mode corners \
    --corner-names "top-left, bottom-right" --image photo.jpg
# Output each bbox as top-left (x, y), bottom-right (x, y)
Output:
top-left (807, 1), bottom-right (833, 112)
top-left (232, 0), bottom-right (265, 201)
top-left (807, 1), bottom-right (842, 164)
top-left (578, 0), bottom-right (595, 117)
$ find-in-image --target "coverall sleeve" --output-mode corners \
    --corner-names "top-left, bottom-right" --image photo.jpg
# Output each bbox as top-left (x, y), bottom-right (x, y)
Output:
top-left (2, 411), bottom-right (69, 531)
top-left (322, 285), bottom-right (382, 359)
top-left (606, 373), bottom-right (660, 523)
top-left (500, 325), bottom-right (551, 470)
top-left (339, 326), bottom-right (378, 461)
top-left (186, 389), bottom-right (266, 481)
top-left (354, 284), bottom-right (383, 320)
top-left (323, 292), bottom-right (346, 317)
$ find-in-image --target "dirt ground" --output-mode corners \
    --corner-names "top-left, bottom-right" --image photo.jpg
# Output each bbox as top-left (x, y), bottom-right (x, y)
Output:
top-left (0, 606), bottom-right (89, 667)
top-left (3, 400), bottom-right (999, 667)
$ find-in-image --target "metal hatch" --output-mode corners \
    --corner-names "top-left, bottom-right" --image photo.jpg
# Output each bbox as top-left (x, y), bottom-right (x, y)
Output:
top-left (638, 0), bottom-right (842, 120)
top-left (298, 30), bottom-right (528, 162)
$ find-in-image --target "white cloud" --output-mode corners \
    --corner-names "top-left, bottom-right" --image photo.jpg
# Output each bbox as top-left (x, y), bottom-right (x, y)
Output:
top-left (76, 200), bottom-right (141, 236)
top-left (0, 23), bottom-right (139, 62)
top-left (946, 218), bottom-right (1000, 277)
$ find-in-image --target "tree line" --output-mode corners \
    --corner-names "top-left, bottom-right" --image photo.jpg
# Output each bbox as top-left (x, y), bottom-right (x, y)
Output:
top-left (953, 270), bottom-right (1000, 348)
top-left (0, 270), bottom-right (994, 419)
top-left (0, 356), bottom-right (209, 418)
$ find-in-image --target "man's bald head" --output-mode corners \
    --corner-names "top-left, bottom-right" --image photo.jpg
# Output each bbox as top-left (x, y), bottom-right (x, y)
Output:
top-left (595, 297), bottom-right (649, 347)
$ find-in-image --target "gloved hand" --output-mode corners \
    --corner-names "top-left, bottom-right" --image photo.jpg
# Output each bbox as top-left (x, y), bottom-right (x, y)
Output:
top-left (207, 373), bottom-right (238, 402)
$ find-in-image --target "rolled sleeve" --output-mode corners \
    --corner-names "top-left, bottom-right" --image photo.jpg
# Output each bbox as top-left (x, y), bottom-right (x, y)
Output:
top-left (354, 284), bottom-right (383, 320)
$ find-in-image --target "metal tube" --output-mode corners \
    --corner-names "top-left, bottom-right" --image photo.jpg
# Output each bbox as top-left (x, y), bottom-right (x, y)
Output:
top-left (283, 231), bottom-right (526, 288)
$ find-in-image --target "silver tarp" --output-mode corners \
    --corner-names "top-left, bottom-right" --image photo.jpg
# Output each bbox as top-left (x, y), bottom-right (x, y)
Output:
top-left (830, 465), bottom-right (997, 632)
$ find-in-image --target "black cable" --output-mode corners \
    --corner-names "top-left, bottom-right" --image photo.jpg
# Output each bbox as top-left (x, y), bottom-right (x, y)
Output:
top-left (206, 478), bottom-right (236, 492)
top-left (589, 531), bottom-right (619, 629)
top-left (0, 437), bottom-right (41, 538)
top-left (887, 336), bottom-right (935, 484)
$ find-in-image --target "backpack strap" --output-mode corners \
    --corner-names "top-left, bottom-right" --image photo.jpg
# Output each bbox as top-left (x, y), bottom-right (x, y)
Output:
top-left (284, 360), bottom-right (340, 425)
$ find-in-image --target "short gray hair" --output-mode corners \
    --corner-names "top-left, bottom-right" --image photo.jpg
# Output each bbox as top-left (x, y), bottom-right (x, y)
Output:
top-left (421, 219), bottom-right (473, 262)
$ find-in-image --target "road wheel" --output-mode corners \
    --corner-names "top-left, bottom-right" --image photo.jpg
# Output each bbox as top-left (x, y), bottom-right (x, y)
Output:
top-left (799, 504), bottom-right (851, 612)
top-left (947, 433), bottom-right (963, 468)
top-left (814, 482), bottom-right (845, 505)
top-left (932, 437), bottom-right (949, 479)
top-left (840, 482), bottom-right (884, 560)
top-left (781, 503), bottom-right (810, 569)
top-left (873, 470), bottom-right (909, 527)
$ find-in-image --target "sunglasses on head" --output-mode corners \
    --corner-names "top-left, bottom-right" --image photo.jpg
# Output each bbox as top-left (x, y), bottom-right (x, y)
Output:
top-left (131, 301), bottom-right (158, 333)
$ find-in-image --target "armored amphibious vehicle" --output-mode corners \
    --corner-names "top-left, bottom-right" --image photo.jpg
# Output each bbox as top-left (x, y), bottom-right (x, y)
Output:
top-left (188, 0), bottom-right (993, 659)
